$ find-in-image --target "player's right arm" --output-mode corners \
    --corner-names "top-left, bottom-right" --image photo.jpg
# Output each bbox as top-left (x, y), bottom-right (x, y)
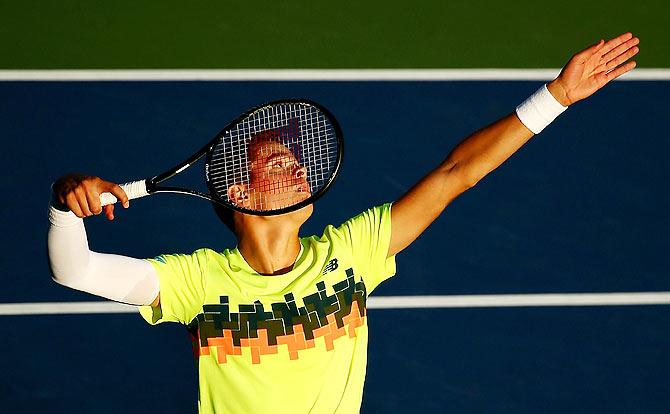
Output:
top-left (48, 173), bottom-right (160, 307)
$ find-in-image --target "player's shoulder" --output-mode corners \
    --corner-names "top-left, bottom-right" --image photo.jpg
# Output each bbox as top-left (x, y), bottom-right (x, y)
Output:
top-left (164, 247), bottom-right (217, 261)
top-left (312, 203), bottom-right (391, 243)
top-left (150, 247), bottom-right (220, 266)
top-left (191, 247), bottom-right (217, 257)
top-left (334, 203), bottom-right (393, 231)
top-left (191, 247), bottom-right (239, 266)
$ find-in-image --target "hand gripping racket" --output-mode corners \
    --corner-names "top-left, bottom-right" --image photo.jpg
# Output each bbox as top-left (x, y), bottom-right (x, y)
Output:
top-left (100, 99), bottom-right (343, 215)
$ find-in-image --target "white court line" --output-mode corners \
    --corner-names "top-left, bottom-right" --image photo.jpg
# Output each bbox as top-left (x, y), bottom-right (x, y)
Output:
top-left (2, 292), bottom-right (670, 315)
top-left (368, 292), bottom-right (670, 309)
top-left (0, 69), bottom-right (669, 81)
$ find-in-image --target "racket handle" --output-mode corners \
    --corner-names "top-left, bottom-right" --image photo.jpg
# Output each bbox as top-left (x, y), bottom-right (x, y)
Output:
top-left (100, 180), bottom-right (149, 206)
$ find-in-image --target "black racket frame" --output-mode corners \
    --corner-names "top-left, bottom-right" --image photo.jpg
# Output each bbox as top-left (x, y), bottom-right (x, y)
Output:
top-left (142, 99), bottom-right (344, 216)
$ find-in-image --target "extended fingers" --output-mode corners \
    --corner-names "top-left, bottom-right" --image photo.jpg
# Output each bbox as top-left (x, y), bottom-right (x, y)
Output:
top-left (591, 36), bottom-right (639, 78)
top-left (601, 36), bottom-right (639, 66)
top-left (598, 32), bottom-right (634, 59)
top-left (605, 61), bottom-right (637, 83)
top-left (604, 44), bottom-right (639, 72)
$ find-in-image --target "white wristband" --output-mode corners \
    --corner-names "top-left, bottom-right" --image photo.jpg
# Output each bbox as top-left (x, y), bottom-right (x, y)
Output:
top-left (515, 84), bottom-right (567, 134)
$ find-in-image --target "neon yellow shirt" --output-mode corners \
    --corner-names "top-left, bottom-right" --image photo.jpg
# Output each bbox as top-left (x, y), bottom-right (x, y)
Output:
top-left (139, 204), bottom-right (396, 414)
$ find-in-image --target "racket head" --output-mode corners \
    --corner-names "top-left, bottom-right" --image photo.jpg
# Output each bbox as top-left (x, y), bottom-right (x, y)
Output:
top-left (204, 99), bottom-right (343, 216)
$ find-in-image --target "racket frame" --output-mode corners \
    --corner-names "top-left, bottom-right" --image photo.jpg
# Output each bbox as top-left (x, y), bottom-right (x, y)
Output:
top-left (142, 99), bottom-right (343, 216)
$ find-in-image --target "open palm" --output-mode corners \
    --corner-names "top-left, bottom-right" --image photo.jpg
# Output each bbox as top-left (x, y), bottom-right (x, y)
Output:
top-left (552, 33), bottom-right (639, 106)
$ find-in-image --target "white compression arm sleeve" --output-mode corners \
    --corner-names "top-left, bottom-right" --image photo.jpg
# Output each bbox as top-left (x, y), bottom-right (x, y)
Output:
top-left (47, 204), bottom-right (160, 306)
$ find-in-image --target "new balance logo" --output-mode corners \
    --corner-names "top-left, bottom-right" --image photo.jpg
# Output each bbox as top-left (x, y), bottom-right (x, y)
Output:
top-left (322, 258), bottom-right (339, 275)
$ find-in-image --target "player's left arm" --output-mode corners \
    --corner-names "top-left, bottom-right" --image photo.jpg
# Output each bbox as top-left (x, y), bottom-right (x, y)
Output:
top-left (388, 32), bottom-right (639, 257)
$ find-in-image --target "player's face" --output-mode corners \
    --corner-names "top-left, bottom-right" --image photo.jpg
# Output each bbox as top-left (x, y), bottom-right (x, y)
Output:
top-left (246, 141), bottom-right (311, 211)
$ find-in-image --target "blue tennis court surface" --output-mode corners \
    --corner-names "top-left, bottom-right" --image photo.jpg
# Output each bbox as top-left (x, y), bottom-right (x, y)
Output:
top-left (1, 80), bottom-right (668, 412)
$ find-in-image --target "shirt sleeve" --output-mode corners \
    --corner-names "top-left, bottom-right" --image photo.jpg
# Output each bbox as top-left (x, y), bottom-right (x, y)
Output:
top-left (137, 249), bottom-right (208, 325)
top-left (337, 203), bottom-right (396, 294)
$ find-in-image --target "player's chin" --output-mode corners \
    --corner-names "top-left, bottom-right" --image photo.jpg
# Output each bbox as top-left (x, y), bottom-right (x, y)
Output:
top-left (273, 192), bottom-right (312, 212)
top-left (296, 190), bottom-right (311, 200)
top-left (287, 198), bottom-right (311, 215)
top-left (288, 188), bottom-right (311, 203)
top-left (276, 201), bottom-right (313, 222)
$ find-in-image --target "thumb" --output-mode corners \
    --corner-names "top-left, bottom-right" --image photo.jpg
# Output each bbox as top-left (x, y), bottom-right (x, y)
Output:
top-left (101, 182), bottom-right (130, 208)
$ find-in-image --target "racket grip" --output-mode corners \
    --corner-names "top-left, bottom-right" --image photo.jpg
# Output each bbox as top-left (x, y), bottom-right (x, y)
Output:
top-left (99, 180), bottom-right (149, 206)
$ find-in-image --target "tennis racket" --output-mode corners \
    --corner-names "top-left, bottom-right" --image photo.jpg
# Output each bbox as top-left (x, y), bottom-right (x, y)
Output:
top-left (99, 99), bottom-right (343, 216)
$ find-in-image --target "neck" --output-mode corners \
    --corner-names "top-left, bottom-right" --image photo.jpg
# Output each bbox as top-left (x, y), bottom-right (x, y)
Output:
top-left (236, 218), bottom-right (302, 276)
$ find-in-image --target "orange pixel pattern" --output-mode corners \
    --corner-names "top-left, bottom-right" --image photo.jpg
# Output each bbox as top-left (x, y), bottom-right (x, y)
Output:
top-left (196, 302), bottom-right (365, 364)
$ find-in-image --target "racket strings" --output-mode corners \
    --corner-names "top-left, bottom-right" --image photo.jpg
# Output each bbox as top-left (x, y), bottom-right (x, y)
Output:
top-left (208, 103), bottom-right (338, 212)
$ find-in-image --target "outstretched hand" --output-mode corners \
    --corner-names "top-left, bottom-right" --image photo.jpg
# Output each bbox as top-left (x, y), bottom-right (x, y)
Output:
top-left (548, 32), bottom-right (639, 106)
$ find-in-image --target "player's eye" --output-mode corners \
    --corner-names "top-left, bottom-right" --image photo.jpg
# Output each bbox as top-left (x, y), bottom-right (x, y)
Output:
top-left (270, 155), bottom-right (294, 170)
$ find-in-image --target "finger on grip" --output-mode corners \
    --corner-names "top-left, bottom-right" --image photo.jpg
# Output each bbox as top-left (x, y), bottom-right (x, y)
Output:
top-left (100, 180), bottom-right (149, 206)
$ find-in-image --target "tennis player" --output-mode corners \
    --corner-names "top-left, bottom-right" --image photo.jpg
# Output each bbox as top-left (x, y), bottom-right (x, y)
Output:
top-left (48, 33), bottom-right (639, 413)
